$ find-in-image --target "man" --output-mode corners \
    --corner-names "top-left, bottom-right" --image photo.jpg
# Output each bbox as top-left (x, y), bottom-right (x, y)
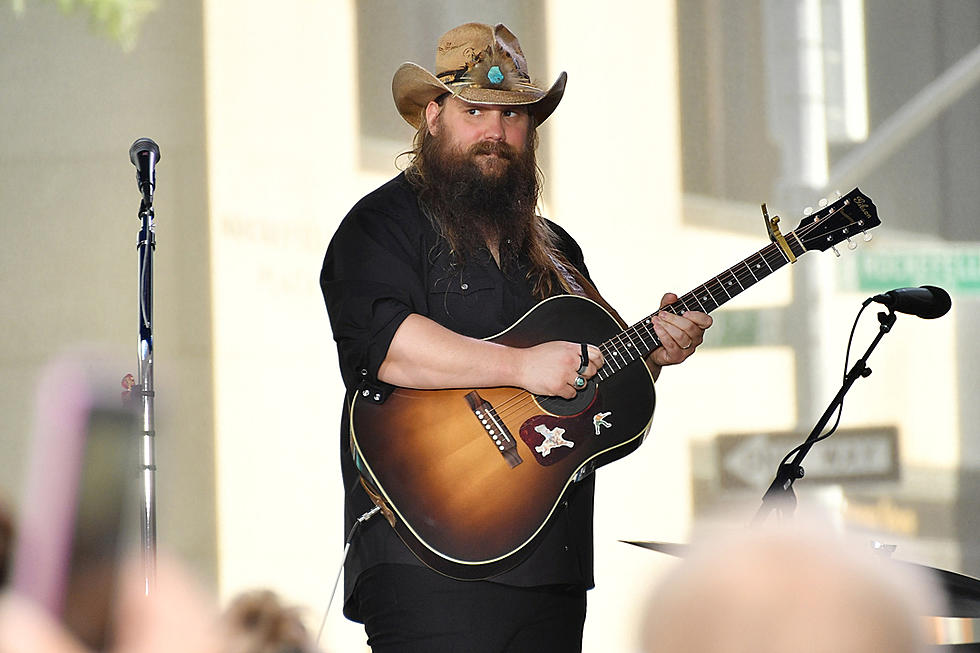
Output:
top-left (320, 22), bottom-right (711, 652)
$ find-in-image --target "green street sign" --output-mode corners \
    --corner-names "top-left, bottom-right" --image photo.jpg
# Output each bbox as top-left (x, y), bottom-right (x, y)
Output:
top-left (841, 246), bottom-right (980, 294)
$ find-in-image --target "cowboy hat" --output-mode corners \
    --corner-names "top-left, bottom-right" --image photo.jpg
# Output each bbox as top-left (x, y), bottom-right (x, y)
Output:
top-left (392, 22), bottom-right (567, 129)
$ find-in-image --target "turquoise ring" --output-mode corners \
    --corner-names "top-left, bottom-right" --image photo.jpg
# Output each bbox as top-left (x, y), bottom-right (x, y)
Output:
top-left (574, 376), bottom-right (586, 389)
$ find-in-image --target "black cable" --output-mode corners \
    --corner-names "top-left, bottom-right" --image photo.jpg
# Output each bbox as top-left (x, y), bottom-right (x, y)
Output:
top-left (316, 479), bottom-right (382, 645)
top-left (777, 299), bottom-right (873, 467)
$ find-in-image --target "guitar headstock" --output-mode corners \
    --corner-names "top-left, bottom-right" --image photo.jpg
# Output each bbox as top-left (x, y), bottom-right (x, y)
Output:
top-left (793, 188), bottom-right (880, 253)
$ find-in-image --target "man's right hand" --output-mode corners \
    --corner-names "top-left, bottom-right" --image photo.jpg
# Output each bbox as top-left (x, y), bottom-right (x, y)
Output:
top-left (514, 341), bottom-right (604, 399)
top-left (379, 314), bottom-right (604, 399)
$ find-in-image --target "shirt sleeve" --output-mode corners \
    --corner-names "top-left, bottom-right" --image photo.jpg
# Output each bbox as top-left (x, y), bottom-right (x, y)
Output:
top-left (320, 192), bottom-right (426, 393)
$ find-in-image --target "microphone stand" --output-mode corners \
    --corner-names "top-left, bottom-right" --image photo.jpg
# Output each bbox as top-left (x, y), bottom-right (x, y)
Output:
top-left (752, 305), bottom-right (897, 525)
top-left (135, 197), bottom-right (157, 593)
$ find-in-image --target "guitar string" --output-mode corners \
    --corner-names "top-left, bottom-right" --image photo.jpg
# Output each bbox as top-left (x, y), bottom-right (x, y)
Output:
top-left (607, 202), bottom-right (865, 363)
top-left (498, 209), bottom-right (824, 407)
top-left (487, 209), bottom-right (864, 422)
top-left (486, 238), bottom-right (787, 418)
top-left (485, 205), bottom-right (867, 423)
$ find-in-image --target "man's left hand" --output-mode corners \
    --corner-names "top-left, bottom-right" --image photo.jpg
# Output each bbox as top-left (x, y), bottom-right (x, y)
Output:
top-left (648, 292), bottom-right (712, 367)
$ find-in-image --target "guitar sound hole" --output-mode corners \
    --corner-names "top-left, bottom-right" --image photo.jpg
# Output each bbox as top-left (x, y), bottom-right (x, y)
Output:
top-left (534, 382), bottom-right (598, 417)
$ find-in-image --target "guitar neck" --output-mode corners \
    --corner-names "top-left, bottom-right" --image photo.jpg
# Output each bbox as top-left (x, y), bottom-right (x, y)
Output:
top-left (595, 234), bottom-right (806, 381)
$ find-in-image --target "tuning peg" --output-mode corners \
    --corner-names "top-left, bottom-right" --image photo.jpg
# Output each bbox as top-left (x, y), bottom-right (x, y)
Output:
top-left (831, 245), bottom-right (841, 257)
top-left (863, 230), bottom-right (873, 242)
top-left (818, 198), bottom-right (828, 208)
top-left (804, 206), bottom-right (813, 216)
top-left (847, 237), bottom-right (857, 250)
top-left (833, 189), bottom-right (842, 199)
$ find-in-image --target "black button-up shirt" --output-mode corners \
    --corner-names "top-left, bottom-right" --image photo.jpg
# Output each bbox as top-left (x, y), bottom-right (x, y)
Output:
top-left (321, 173), bottom-right (596, 619)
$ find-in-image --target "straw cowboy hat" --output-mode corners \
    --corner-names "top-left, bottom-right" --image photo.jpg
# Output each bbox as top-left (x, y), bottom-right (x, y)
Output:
top-left (392, 22), bottom-right (567, 129)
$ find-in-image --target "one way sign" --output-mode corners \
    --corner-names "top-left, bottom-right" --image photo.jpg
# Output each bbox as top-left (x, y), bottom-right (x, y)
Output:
top-left (717, 426), bottom-right (900, 489)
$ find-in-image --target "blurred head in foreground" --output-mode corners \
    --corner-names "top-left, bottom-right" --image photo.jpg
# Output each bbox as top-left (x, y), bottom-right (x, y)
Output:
top-left (221, 589), bottom-right (319, 653)
top-left (640, 525), bottom-right (942, 653)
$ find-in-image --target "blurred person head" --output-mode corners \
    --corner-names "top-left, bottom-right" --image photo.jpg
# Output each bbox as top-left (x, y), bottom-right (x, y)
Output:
top-left (221, 589), bottom-right (319, 653)
top-left (639, 525), bottom-right (943, 653)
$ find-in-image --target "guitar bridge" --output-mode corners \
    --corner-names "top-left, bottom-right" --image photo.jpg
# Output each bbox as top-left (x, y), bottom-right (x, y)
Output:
top-left (465, 391), bottom-right (523, 468)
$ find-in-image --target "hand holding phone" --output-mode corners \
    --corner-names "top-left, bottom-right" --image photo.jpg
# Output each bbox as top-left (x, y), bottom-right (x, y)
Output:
top-left (10, 353), bottom-right (138, 650)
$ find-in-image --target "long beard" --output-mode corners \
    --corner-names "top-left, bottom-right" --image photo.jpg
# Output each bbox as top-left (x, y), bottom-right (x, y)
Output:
top-left (416, 132), bottom-right (540, 265)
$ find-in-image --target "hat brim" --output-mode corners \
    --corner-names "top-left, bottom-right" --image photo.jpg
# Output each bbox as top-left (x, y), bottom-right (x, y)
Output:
top-left (392, 62), bottom-right (567, 129)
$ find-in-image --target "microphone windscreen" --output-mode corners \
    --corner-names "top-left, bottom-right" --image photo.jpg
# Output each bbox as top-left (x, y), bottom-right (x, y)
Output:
top-left (129, 138), bottom-right (161, 166)
top-left (920, 285), bottom-right (951, 319)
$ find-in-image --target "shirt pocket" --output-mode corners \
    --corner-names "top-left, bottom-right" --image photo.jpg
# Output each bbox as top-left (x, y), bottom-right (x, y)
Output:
top-left (428, 270), bottom-right (499, 338)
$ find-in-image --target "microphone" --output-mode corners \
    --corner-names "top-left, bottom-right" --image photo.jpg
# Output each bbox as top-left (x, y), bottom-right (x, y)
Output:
top-left (129, 138), bottom-right (161, 207)
top-left (871, 285), bottom-right (951, 319)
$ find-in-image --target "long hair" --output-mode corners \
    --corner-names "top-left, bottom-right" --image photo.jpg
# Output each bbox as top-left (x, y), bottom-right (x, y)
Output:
top-left (402, 106), bottom-right (577, 299)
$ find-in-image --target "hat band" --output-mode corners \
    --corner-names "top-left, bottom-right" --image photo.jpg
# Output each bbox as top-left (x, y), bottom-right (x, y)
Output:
top-left (436, 70), bottom-right (544, 97)
top-left (436, 68), bottom-right (470, 84)
top-left (438, 65), bottom-right (539, 85)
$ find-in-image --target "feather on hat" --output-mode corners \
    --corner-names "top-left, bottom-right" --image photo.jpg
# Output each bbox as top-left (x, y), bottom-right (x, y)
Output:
top-left (392, 23), bottom-right (567, 129)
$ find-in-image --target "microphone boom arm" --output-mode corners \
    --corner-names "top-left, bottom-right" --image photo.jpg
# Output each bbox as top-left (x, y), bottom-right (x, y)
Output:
top-left (752, 307), bottom-right (897, 525)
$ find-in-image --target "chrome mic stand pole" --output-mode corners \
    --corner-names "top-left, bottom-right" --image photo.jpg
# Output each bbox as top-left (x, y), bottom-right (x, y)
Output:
top-left (137, 199), bottom-right (157, 594)
top-left (130, 138), bottom-right (161, 594)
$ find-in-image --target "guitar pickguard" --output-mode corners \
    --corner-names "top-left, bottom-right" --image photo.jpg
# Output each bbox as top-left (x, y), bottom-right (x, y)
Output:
top-left (519, 396), bottom-right (605, 466)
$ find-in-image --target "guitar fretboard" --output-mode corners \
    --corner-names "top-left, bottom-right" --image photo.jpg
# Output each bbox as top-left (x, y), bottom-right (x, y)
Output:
top-left (594, 235), bottom-right (806, 381)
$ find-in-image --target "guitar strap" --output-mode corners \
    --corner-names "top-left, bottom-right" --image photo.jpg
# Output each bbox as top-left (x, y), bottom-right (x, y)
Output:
top-left (359, 477), bottom-right (397, 527)
top-left (351, 438), bottom-right (398, 526)
top-left (549, 253), bottom-right (628, 330)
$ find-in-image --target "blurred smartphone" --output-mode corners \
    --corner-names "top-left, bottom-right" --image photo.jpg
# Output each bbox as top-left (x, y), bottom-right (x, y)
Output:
top-left (10, 354), bottom-right (138, 649)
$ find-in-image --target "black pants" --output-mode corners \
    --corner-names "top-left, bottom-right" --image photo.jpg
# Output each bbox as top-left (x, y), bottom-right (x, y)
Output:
top-left (351, 563), bottom-right (588, 653)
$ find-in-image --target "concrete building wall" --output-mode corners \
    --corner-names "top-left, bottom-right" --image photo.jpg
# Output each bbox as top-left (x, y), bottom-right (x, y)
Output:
top-left (0, 0), bottom-right (216, 582)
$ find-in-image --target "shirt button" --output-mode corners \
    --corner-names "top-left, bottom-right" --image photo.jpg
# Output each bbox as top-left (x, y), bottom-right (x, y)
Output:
top-left (460, 283), bottom-right (469, 290)
top-left (360, 369), bottom-right (368, 376)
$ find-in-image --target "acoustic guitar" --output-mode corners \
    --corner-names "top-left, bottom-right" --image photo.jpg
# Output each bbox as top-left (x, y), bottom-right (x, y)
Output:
top-left (350, 188), bottom-right (880, 579)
